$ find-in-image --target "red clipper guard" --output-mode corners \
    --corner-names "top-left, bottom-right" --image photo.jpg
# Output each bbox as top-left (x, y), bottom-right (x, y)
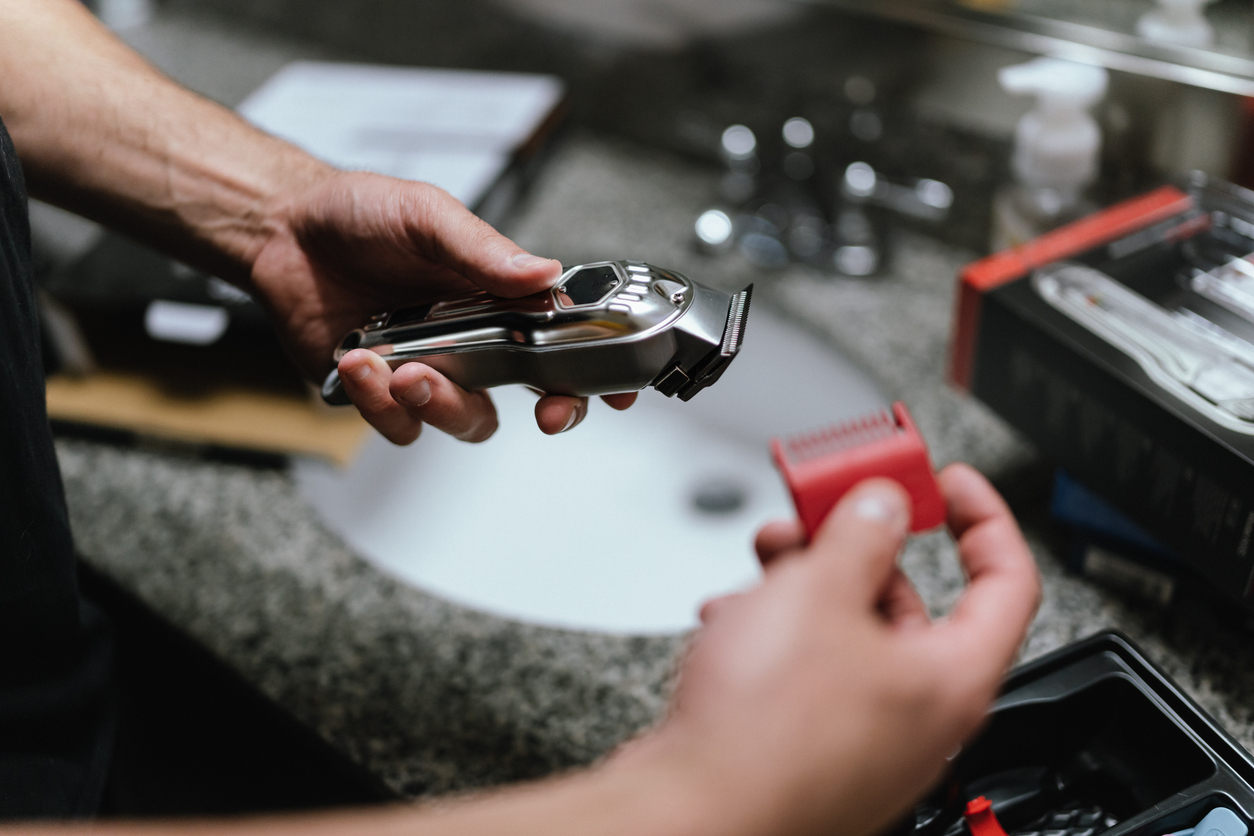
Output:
top-left (770, 401), bottom-right (945, 539)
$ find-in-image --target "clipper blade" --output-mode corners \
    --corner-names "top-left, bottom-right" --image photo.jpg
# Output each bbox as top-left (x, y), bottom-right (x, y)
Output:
top-left (676, 284), bottom-right (753, 401)
top-left (770, 401), bottom-right (945, 539)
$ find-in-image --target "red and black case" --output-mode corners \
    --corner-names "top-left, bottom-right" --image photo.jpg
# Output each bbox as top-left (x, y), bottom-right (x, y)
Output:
top-left (950, 175), bottom-right (1254, 613)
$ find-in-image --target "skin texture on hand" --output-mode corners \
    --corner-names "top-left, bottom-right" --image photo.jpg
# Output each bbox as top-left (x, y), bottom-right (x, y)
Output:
top-left (0, 0), bottom-right (635, 444)
top-left (250, 171), bottom-right (638, 443)
top-left (613, 463), bottom-right (1043, 836)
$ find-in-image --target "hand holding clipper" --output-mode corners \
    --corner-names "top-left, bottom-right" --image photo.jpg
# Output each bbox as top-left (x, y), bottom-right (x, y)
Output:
top-left (322, 260), bottom-right (752, 405)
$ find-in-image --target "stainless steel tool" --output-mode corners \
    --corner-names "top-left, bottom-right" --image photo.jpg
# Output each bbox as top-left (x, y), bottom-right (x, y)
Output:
top-left (320, 260), bottom-right (752, 405)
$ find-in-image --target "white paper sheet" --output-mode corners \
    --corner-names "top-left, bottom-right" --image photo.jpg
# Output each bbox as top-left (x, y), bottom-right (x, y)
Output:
top-left (238, 61), bottom-right (564, 206)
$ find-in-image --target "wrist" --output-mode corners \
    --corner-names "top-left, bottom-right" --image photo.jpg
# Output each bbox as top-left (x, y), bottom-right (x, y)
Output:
top-left (6, 2), bottom-right (336, 290)
top-left (594, 730), bottom-right (765, 836)
top-left (207, 137), bottom-right (335, 284)
top-left (147, 113), bottom-right (336, 289)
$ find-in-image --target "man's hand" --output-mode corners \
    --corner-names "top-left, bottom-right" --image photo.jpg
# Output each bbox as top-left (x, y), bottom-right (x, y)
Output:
top-left (1, 0), bottom-right (635, 447)
top-left (611, 464), bottom-right (1042, 836)
top-left (251, 171), bottom-right (638, 444)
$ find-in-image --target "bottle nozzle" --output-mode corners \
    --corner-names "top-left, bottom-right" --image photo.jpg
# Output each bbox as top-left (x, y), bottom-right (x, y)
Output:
top-left (1137, 0), bottom-right (1218, 48)
top-left (998, 57), bottom-right (1108, 110)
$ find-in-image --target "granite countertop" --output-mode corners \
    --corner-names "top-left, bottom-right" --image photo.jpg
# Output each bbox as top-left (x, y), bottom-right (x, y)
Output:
top-left (57, 130), bottom-right (1254, 800)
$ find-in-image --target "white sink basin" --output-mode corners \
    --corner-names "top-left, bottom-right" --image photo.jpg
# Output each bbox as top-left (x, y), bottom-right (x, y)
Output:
top-left (293, 307), bottom-right (886, 634)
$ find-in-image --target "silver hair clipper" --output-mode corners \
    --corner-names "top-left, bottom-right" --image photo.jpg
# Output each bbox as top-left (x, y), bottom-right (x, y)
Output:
top-left (320, 260), bottom-right (752, 405)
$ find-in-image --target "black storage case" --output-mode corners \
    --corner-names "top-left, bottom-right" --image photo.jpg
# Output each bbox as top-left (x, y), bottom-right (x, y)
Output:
top-left (895, 632), bottom-right (1254, 836)
top-left (950, 176), bottom-right (1254, 615)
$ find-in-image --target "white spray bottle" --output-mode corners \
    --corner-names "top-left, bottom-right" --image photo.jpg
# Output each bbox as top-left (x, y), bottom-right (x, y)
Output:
top-left (991, 57), bottom-right (1109, 251)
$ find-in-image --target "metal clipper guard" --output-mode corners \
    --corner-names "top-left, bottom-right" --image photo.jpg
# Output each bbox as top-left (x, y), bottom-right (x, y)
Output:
top-left (321, 260), bottom-right (752, 406)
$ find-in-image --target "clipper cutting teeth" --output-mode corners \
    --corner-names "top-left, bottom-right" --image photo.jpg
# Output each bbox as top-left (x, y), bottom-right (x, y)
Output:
top-left (776, 408), bottom-right (898, 465)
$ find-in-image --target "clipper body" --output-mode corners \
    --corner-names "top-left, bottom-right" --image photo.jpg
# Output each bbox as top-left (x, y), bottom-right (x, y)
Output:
top-left (321, 260), bottom-right (751, 405)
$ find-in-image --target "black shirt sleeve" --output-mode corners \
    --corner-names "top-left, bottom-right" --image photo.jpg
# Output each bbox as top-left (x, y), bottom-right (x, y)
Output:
top-left (0, 115), bottom-right (114, 820)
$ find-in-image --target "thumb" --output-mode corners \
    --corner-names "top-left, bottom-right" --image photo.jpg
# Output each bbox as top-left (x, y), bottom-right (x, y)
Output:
top-left (410, 184), bottom-right (562, 297)
top-left (807, 478), bottom-right (911, 604)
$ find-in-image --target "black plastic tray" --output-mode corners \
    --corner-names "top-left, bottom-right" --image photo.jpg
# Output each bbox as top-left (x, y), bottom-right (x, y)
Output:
top-left (897, 631), bottom-right (1254, 836)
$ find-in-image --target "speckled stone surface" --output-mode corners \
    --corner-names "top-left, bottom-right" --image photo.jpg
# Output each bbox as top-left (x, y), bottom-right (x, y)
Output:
top-left (57, 135), bottom-right (1254, 801)
top-left (59, 437), bottom-right (678, 797)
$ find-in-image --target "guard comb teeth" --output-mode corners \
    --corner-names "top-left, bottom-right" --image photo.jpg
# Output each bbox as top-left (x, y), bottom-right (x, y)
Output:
top-left (770, 401), bottom-right (945, 539)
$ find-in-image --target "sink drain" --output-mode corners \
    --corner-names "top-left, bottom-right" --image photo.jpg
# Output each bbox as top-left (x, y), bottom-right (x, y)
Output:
top-left (691, 478), bottom-right (749, 515)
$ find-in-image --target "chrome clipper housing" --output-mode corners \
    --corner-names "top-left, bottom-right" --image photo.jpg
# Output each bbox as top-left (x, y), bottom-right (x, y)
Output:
top-left (320, 260), bottom-right (752, 405)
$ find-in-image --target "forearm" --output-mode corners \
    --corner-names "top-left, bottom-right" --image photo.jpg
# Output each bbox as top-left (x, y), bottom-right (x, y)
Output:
top-left (1, 745), bottom-right (725, 836)
top-left (0, 0), bottom-right (331, 285)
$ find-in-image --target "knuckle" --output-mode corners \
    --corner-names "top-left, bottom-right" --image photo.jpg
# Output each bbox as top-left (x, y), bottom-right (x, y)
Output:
top-left (457, 215), bottom-right (505, 263)
top-left (941, 674), bottom-right (997, 734)
top-left (360, 389), bottom-right (398, 417)
top-left (948, 695), bottom-right (993, 741)
top-left (382, 422), bottom-right (421, 446)
top-left (887, 653), bottom-right (971, 715)
top-left (888, 669), bottom-right (938, 715)
top-left (876, 649), bottom-right (999, 748)
top-left (461, 411), bottom-right (498, 443)
top-left (400, 183), bottom-right (448, 233)
top-left (873, 652), bottom-right (938, 714)
top-left (346, 386), bottom-right (384, 417)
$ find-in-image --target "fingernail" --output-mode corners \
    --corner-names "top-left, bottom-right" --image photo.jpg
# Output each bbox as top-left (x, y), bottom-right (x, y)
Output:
top-left (511, 252), bottom-right (554, 271)
top-left (852, 487), bottom-right (907, 528)
top-left (560, 405), bottom-right (582, 433)
top-left (398, 377), bottom-right (432, 407)
top-left (346, 361), bottom-right (372, 382)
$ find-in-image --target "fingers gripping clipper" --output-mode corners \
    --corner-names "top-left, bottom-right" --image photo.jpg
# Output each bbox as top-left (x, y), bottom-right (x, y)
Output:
top-left (771, 402), bottom-right (945, 539)
top-left (321, 260), bottom-right (753, 405)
